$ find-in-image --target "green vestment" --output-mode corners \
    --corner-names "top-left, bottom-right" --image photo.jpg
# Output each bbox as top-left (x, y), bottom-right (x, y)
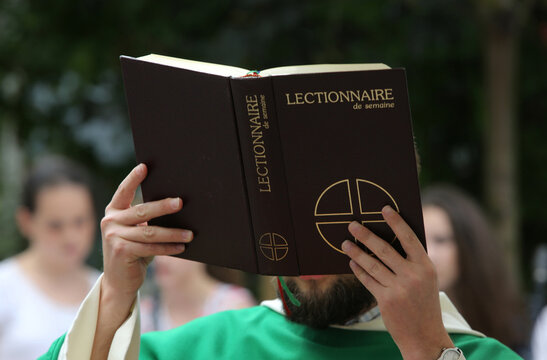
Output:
top-left (41, 305), bottom-right (521, 359)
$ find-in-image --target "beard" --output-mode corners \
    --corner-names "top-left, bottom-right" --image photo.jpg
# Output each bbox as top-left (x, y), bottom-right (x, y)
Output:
top-left (281, 275), bottom-right (376, 329)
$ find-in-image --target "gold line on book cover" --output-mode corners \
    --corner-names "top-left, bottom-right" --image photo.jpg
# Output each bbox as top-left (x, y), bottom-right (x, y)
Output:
top-left (313, 179), bottom-right (353, 216)
top-left (356, 179), bottom-right (400, 214)
top-left (314, 178), bottom-right (399, 254)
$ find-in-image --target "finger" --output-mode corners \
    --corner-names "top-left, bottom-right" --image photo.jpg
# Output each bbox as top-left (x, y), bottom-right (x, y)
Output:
top-left (382, 205), bottom-right (427, 262)
top-left (124, 241), bottom-right (186, 258)
top-left (342, 240), bottom-right (394, 287)
top-left (349, 260), bottom-right (383, 296)
top-left (107, 164), bottom-right (147, 211)
top-left (119, 225), bottom-right (193, 244)
top-left (114, 197), bottom-right (182, 225)
top-left (348, 221), bottom-right (404, 273)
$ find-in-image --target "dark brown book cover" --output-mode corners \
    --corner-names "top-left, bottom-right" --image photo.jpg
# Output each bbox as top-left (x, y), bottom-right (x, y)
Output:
top-left (120, 55), bottom-right (425, 276)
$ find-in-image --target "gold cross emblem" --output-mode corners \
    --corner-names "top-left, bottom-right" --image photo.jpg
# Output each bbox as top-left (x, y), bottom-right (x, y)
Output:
top-left (314, 179), bottom-right (399, 254)
top-left (259, 232), bottom-right (289, 261)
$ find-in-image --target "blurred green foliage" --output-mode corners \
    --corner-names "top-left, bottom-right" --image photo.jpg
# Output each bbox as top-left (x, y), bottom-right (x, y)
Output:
top-left (0, 0), bottom-right (546, 286)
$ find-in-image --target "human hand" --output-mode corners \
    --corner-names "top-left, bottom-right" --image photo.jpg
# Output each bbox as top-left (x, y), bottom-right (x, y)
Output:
top-left (100, 163), bottom-right (193, 309)
top-left (91, 163), bottom-right (193, 359)
top-left (342, 206), bottom-right (453, 360)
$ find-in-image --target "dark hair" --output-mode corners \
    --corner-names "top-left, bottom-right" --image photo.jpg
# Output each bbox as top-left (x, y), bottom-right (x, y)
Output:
top-left (22, 156), bottom-right (93, 213)
top-left (422, 185), bottom-right (529, 349)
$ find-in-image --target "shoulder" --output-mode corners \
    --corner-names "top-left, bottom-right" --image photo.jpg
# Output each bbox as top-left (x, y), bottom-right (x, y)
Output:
top-left (452, 334), bottom-right (523, 359)
top-left (534, 306), bottom-right (547, 328)
top-left (141, 306), bottom-right (277, 354)
top-left (147, 305), bottom-right (274, 337)
top-left (532, 306), bottom-right (547, 359)
top-left (0, 258), bottom-right (21, 318)
top-left (0, 257), bottom-right (21, 288)
top-left (0, 257), bottom-right (17, 276)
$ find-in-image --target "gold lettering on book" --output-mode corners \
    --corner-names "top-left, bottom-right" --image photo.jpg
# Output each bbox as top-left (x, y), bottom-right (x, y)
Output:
top-left (246, 94), bottom-right (271, 193)
top-left (285, 89), bottom-right (396, 110)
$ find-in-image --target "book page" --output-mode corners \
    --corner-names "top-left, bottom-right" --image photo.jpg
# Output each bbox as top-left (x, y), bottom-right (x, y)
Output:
top-left (260, 63), bottom-right (390, 76)
top-left (138, 54), bottom-right (250, 77)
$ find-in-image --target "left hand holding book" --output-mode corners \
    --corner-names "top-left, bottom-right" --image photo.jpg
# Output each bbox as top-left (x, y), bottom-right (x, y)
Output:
top-left (90, 163), bottom-right (193, 360)
top-left (343, 212), bottom-right (455, 360)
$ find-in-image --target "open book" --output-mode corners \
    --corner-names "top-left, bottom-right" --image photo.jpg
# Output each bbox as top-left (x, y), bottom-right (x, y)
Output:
top-left (120, 54), bottom-right (424, 275)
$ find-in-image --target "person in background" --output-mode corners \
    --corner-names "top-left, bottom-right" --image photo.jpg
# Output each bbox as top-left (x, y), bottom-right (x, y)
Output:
top-left (531, 244), bottom-right (547, 360)
top-left (0, 156), bottom-right (100, 360)
top-left (532, 306), bottom-right (547, 360)
top-left (140, 256), bottom-right (256, 332)
top-left (422, 185), bottom-right (529, 354)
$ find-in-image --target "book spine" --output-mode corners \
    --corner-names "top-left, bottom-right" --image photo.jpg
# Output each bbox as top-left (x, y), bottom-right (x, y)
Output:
top-left (230, 76), bottom-right (299, 275)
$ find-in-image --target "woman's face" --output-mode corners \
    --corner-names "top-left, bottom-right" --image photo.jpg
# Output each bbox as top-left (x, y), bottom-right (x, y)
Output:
top-left (423, 205), bottom-right (459, 292)
top-left (19, 184), bottom-right (95, 269)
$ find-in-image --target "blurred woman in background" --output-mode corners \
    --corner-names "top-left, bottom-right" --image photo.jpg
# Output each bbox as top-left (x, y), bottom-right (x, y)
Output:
top-left (422, 185), bottom-right (529, 354)
top-left (532, 305), bottom-right (547, 360)
top-left (140, 256), bottom-right (256, 332)
top-left (0, 156), bottom-right (100, 360)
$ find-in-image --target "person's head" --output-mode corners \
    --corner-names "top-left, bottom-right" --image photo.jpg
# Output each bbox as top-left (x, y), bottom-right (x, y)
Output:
top-left (280, 274), bottom-right (375, 329)
top-left (280, 145), bottom-right (421, 329)
top-left (16, 156), bottom-right (96, 270)
top-left (422, 185), bottom-right (501, 296)
top-left (421, 185), bottom-right (527, 347)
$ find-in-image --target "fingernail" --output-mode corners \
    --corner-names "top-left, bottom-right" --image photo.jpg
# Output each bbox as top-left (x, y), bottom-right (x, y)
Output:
top-left (182, 230), bottom-right (193, 241)
top-left (382, 205), bottom-right (394, 215)
top-left (176, 244), bottom-right (185, 251)
top-left (171, 198), bottom-right (181, 209)
top-left (348, 221), bottom-right (361, 231)
top-left (136, 163), bottom-right (145, 175)
top-left (342, 240), bottom-right (353, 252)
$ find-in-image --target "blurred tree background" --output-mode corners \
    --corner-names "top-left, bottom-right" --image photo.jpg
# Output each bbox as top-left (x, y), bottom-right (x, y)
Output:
top-left (1, 0), bottom-right (546, 292)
